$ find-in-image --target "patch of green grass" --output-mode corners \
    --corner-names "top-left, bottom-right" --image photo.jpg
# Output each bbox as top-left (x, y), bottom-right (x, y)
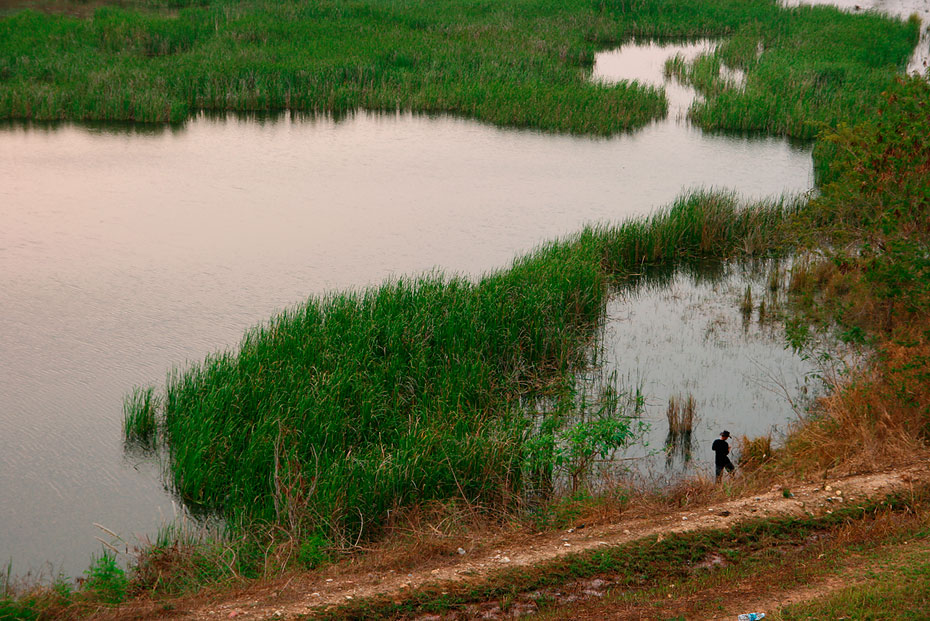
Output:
top-left (0, 0), bottom-right (669, 130)
top-left (772, 537), bottom-right (930, 619)
top-left (82, 552), bottom-right (128, 604)
top-left (0, 0), bottom-right (915, 134)
top-left (122, 386), bottom-right (157, 447)
top-left (672, 4), bottom-right (918, 140)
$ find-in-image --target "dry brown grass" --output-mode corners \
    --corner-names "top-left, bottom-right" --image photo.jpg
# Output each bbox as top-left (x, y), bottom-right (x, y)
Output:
top-left (739, 434), bottom-right (775, 472)
top-left (334, 499), bottom-right (504, 575)
top-left (666, 394), bottom-right (696, 435)
top-left (778, 334), bottom-right (930, 477)
top-left (620, 476), bottom-right (725, 517)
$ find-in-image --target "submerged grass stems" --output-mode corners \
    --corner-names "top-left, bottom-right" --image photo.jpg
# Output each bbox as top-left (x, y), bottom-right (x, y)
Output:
top-left (0, 0), bottom-right (915, 135)
top-left (124, 191), bottom-right (798, 549)
top-left (123, 386), bottom-right (158, 447)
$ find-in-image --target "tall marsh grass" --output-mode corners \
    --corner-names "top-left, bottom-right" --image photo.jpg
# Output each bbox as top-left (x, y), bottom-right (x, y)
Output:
top-left (0, 0), bottom-right (916, 135)
top-left (125, 191), bottom-right (799, 545)
top-left (669, 5), bottom-right (918, 140)
top-left (0, 0), bottom-right (668, 131)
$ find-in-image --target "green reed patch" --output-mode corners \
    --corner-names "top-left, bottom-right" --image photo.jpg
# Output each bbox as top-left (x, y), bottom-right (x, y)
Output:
top-left (123, 386), bottom-right (158, 448)
top-left (671, 5), bottom-right (917, 139)
top-left (0, 0), bottom-right (667, 130)
top-left (0, 0), bottom-right (916, 133)
top-left (126, 191), bottom-right (797, 546)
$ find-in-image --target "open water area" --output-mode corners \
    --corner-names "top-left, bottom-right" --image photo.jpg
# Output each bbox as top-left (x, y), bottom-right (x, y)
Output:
top-left (1, 38), bottom-right (829, 577)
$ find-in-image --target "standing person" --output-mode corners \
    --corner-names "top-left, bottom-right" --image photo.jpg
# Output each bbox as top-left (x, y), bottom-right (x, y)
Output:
top-left (713, 430), bottom-right (734, 482)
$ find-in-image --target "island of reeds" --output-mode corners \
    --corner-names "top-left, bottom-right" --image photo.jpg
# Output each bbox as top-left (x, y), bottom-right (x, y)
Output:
top-left (0, 0), bottom-right (917, 136)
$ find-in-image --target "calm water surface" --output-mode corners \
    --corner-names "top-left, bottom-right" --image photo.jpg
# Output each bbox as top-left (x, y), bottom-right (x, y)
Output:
top-left (0, 44), bottom-right (814, 577)
top-left (593, 261), bottom-right (829, 483)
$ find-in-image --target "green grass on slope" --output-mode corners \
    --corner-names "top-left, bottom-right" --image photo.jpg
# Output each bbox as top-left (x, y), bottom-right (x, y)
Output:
top-left (773, 532), bottom-right (930, 619)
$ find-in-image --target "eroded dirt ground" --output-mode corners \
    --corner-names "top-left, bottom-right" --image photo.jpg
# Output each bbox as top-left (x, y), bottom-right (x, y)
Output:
top-left (104, 459), bottom-right (930, 620)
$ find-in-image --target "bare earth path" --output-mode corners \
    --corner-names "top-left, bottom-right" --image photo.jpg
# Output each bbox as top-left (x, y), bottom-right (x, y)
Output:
top-left (540, 534), bottom-right (926, 620)
top-left (104, 459), bottom-right (930, 620)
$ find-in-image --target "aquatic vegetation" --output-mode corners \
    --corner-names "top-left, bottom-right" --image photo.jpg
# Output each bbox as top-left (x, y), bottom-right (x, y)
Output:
top-left (0, 0), bottom-right (668, 131)
top-left (672, 5), bottom-right (918, 139)
top-left (123, 386), bottom-right (158, 447)
top-left (0, 0), bottom-right (916, 135)
top-left (126, 191), bottom-right (797, 544)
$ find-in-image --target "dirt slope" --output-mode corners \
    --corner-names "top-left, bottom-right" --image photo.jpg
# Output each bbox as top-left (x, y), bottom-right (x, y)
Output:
top-left (102, 460), bottom-right (929, 620)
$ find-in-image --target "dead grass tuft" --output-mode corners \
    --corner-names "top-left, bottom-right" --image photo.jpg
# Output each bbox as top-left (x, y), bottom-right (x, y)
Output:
top-left (666, 394), bottom-right (696, 434)
top-left (779, 334), bottom-right (930, 477)
top-left (739, 434), bottom-right (775, 472)
top-left (351, 500), bottom-right (499, 574)
top-left (625, 475), bottom-right (723, 516)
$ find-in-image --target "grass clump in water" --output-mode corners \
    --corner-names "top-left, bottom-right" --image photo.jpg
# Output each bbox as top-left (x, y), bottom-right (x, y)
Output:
top-left (666, 393), bottom-right (695, 435)
top-left (124, 190), bottom-right (797, 554)
top-left (122, 386), bottom-right (158, 447)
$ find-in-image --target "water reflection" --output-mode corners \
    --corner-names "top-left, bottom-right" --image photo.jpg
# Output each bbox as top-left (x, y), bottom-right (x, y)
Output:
top-left (592, 39), bottom-right (715, 119)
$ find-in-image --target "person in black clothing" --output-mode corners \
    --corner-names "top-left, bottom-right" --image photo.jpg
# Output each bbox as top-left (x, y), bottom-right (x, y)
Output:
top-left (712, 430), bottom-right (734, 482)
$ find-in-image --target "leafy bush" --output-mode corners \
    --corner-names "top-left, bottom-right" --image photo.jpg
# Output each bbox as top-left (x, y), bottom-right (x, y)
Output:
top-left (83, 552), bottom-right (128, 604)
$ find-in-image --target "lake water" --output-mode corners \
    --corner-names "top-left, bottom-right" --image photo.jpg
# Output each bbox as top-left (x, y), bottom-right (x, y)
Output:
top-left (0, 42), bottom-right (818, 578)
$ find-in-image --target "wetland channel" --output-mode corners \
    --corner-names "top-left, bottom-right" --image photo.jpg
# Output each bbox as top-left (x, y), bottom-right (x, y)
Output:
top-left (3, 40), bottom-right (819, 577)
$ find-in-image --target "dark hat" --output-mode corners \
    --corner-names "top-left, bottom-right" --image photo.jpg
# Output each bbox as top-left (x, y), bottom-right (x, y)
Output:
top-left (721, 430), bottom-right (730, 438)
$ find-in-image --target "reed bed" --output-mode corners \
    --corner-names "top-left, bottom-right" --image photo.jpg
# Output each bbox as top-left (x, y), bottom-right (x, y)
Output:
top-left (125, 191), bottom-right (797, 545)
top-left (677, 6), bottom-right (918, 139)
top-left (0, 0), bottom-right (669, 132)
top-left (0, 0), bottom-right (915, 134)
